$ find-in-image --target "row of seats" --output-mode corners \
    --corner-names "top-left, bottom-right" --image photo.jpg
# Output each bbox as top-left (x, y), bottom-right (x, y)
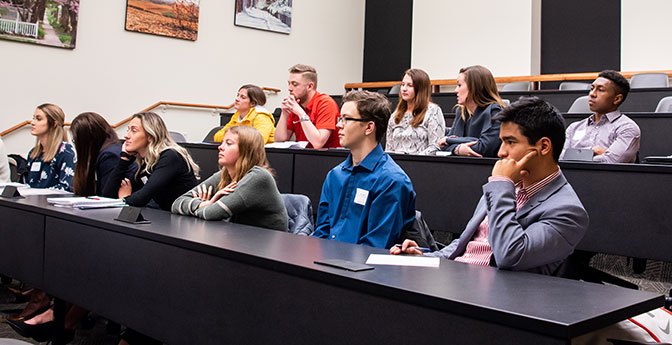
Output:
top-left (568, 95), bottom-right (672, 113)
top-left (386, 72), bottom-right (671, 94)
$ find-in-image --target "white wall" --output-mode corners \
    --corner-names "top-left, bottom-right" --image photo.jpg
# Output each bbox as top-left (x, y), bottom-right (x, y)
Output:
top-left (411, 1), bottom-right (534, 81)
top-left (1, 0), bottom-right (365, 154)
top-left (621, 0), bottom-right (672, 71)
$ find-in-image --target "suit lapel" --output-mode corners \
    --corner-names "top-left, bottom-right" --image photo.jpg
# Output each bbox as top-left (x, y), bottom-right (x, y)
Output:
top-left (516, 172), bottom-right (567, 220)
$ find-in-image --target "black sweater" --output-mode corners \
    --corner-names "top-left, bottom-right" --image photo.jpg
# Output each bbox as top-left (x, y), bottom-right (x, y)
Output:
top-left (105, 149), bottom-right (198, 210)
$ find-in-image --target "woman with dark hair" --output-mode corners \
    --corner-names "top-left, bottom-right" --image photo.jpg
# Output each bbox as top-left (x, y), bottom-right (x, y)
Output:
top-left (213, 84), bottom-right (276, 144)
top-left (71, 112), bottom-right (136, 196)
top-left (105, 111), bottom-right (199, 210)
top-left (173, 125), bottom-right (287, 231)
top-left (385, 68), bottom-right (445, 155)
top-left (438, 65), bottom-right (505, 157)
top-left (25, 103), bottom-right (75, 190)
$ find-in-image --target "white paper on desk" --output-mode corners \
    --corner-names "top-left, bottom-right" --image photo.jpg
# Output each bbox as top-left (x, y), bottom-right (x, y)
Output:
top-left (20, 188), bottom-right (71, 196)
top-left (0, 182), bottom-right (29, 188)
top-left (264, 141), bottom-right (309, 149)
top-left (366, 254), bottom-right (440, 267)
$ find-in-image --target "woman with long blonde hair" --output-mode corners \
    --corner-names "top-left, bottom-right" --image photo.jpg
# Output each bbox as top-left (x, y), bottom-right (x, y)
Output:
top-left (385, 68), bottom-right (446, 155)
top-left (438, 65), bottom-right (505, 157)
top-left (107, 112), bottom-right (199, 210)
top-left (172, 125), bottom-right (287, 231)
top-left (25, 103), bottom-right (75, 190)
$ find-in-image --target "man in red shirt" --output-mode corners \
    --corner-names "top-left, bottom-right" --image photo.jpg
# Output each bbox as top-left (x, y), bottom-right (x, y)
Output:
top-left (275, 64), bottom-right (340, 148)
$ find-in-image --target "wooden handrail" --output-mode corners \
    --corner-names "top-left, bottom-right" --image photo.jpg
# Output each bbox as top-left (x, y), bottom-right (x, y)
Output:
top-left (1, 101), bottom-right (235, 137)
top-left (262, 87), bottom-right (281, 93)
top-left (344, 69), bottom-right (672, 90)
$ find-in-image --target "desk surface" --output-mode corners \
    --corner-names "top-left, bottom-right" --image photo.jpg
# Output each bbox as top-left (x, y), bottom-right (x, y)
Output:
top-left (0, 195), bottom-right (664, 343)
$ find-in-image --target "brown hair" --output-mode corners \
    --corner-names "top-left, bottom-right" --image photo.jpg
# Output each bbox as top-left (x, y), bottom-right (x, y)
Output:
top-left (342, 90), bottom-right (392, 142)
top-left (217, 126), bottom-right (273, 190)
top-left (71, 112), bottom-right (119, 196)
top-left (30, 103), bottom-right (68, 162)
top-left (457, 65), bottom-right (505, 120)
top-left (393, 68), bottom-right (432, 128)
top-left (239, 84), bottom-right (266, 107)
top-left (288, 64), bottom-right (318, 88)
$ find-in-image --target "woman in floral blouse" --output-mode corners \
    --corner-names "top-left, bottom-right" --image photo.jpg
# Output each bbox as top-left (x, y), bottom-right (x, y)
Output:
top-left (25, 103), bottom-right (75, 191)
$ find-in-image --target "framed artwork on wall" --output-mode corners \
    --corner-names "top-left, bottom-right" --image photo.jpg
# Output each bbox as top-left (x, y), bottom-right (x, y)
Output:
top-left (234, 0), bottom-right (291, 34)
top-left (0, 0), bottom-right (80, 49)
top-left (125, 0), bottom-right (199, 41)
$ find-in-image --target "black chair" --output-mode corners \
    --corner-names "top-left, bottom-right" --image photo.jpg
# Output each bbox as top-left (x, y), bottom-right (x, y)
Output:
top-left (202, 126), bottom-right (224, 143)
top-left (554, 251), bottom-right (638, 290)
top-left (400, 210), bottom-right (443, 252)
top-left (281, 194), bottom-right (314, 236)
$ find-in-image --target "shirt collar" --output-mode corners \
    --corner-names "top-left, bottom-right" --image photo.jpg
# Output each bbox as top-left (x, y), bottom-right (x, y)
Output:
top-left (304, 91), bottom-right (322, 112)
top-left (515, 168), bottom-right (561, 199)
top-left (590, 110), bottom-right (622, 124)
top-left (343, 144), bottom-right (385, 172)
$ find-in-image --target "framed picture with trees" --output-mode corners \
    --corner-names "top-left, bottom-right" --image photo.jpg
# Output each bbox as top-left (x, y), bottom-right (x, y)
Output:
top-left (234, 0), bottom-right (291, 34)
top-left (0, 0), bottom-right (79, 49)
top-left (125, 0), bottom-right (199, 41)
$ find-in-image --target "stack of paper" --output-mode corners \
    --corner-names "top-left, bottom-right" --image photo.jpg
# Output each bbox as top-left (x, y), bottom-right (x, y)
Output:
top-left (264, 141), bottom-right (309, 149)
top-left (47, 196), bottom-right (125, 209)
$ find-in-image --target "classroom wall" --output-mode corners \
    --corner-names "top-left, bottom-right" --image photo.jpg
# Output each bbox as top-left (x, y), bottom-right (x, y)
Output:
top-left (0, 0), bottom-right (365, 154)
top-left (621, 0), bottom-right (672, 71)
top-left (410, 1), bottom-right (534, 80)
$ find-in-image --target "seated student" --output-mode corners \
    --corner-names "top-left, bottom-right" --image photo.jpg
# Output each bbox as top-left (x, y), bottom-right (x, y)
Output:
top-left (6, 112), bottom-right (137, 343)
top-left (437, 65), bottom-right (505, 158)
top-left (385, 68), bottom-right (446, 155)
top-left (172, 125), bottom-right (288, 231)
top-left (213, 84), bottom-right (276, 144)
top-left (313, 90), bottom-right (416, 249)
top-left (0, 137), bottom-right (9, 182)
top-left (561, 70), bottom-right (640, 163)
top-left (105, 112), bottom-right (199, 210)
top-left (25, 103), bottom-right (75, 191)
top-left (394, 97), bottom-right (589, 275)
top-left (275, 64), bottom-right (341, 148)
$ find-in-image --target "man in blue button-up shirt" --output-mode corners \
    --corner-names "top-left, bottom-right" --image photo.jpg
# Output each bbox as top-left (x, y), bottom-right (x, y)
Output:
top-left (313, 90), bottom-right (416, 249)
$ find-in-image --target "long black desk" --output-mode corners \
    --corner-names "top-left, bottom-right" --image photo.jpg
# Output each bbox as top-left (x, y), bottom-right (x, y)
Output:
top-left (0, 196), bottom-right (663, 344)
top-left (336, 88), bottom-right (672, 113)
top-left (183, 144), bottom-right (672, 262)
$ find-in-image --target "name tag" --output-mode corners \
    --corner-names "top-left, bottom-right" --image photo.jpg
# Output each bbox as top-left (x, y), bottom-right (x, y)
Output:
top-left (354, 188), bottom-right (369, 205)
top-left (30, 162), bottom-right (41, 172)
top-left (572, 129), bottom-right (586, 141)
top-left (141, 176), bottom-right (148, 184)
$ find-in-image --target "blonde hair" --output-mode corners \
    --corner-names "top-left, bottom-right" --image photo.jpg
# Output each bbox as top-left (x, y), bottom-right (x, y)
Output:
top-left (456, 65), bottom-right (506, 121)
top-left (30, 103), bottom-right (68, 162)
top-left (288, 64), bottom-right (318, 88)
top-left (218, 126), bottom-right (273, 190)
top-left (131, 112), bottom-right (200, 179)
top-left (393, 68), bottom-right (432, 128)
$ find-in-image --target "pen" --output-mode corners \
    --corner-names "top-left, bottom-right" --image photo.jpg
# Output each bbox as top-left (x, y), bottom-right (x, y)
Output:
top-left (394, 244), bottom-right (431, 253)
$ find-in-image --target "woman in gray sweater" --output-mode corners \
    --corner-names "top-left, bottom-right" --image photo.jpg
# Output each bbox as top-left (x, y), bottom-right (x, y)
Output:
top-left (171, 125), bottom-right (288, 231)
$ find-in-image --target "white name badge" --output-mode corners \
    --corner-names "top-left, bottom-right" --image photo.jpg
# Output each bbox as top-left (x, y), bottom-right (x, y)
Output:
top-left (354, 188), bottom-right (369, 205)
top-left (141, 176), bottom-right (148, 184)
top-left (572, 129), bottom-right (586, 141)
top-left (30, 162), bottom-right (41, 172)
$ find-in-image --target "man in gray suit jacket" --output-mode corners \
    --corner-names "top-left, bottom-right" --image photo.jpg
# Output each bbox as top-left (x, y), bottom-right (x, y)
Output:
top-left (392, 97), bottom-right (589, 275)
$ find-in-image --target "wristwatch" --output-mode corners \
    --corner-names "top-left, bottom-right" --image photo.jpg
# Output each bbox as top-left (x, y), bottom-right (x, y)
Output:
top-left (299, 114), bottom-right (311, 122)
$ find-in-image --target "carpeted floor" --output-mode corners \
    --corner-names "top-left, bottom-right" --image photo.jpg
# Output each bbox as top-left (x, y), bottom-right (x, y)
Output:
top-left (0, 254), bottom-right (670, 344)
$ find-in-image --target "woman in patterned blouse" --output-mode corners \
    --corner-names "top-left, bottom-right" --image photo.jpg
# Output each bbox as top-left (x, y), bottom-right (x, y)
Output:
top-left (25, 103), bottom-right (75, 191)
top-left (385, 68), bottom-right (446, 155)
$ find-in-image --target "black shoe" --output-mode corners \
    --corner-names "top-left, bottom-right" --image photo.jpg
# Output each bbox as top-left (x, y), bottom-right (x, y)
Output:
top-left (6, 319), bottom-right (54, 342)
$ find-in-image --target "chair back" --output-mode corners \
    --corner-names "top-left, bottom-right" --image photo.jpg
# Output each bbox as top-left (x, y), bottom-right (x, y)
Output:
top-left (559, 82), bottom-right (592, 91)
top-left (630, 72), bottom-right (670, 89)
top-left (281, 193), bottom-right (314, 236)
top-left (388, 83), bottom-right (401, 95)
top-left (169, 131), bottom-right (188, 143)
top-left (501, 81), bottom-right (531, 92)
top-left (568, 95), bottom-right (591, 113)
top-left (655, 96), bottom-right (672, 113)
top-left (400, 210), bottom-right (441, 252)
top-left (202, 126), bottom-right (224, 143)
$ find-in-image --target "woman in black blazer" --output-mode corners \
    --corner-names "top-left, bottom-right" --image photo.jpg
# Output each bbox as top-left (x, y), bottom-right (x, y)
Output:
top-left (438, 65), bottom-right (506, 157)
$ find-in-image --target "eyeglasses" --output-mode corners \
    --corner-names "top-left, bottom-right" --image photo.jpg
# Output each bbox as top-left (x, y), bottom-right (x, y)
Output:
top-left (337, 116), bottom-right (369, 124)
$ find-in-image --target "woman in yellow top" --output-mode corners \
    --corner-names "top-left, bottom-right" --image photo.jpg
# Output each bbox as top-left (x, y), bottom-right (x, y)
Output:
top-left (214, 84), bottom-right (275, 144)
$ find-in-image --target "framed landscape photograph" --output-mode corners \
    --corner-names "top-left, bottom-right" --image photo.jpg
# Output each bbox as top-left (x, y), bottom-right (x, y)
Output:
top-left (234, 0), bottom-right (291, 34)
top-left (0, 0), bottom-right (80, 49)
top-left (125, 0), bottom-right (199, 41)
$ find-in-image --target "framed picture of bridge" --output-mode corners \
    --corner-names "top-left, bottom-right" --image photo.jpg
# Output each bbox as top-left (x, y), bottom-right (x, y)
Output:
top-left (0, 0), bottom-right (79, 49)
top-left (125, 0), bottom-right (199, 41)
top-left (234, 0), bottom-right (291, 34)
